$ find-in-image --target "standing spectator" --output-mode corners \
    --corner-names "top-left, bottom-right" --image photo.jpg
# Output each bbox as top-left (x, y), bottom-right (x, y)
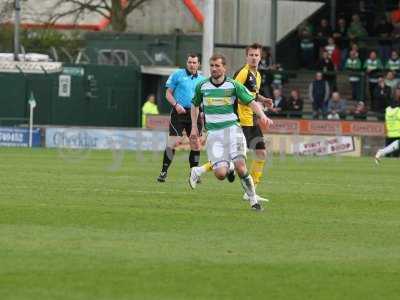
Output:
top-left (287, 89), bottom-right (303, 118)
top-left (315, 18), bottom-right (332, 50)
top-left (309, 72), bottom-right (330, 119)
top-left (258, 46), bottom-right (272, 97)
top-left (364, 50), bottom-right (384, 109)
top-left (141, 94), bottom-right (159, 128)
top-left (324, 37), bottom-right (341, 70)
top-left (270, 64), bottom-right (287, 91)
top-left (374, 76), bottom-right (392, 120)
top-left (385, 50), bottom-right (400, 77)
top-left (269, 88), bottom-right (288, 118)
top-left (333, 17), bottom-right (349, 69)
top-left (350, 101), bottom-right (368, 120)
top-left (348, 14), bottom-right (368, 43)
top-left (326, 91), bottom-right (347, 120)
top-left (317, 50), bottom-right (336, 91)
top-left (345, 49), bottom-right (363, 101)
top-left (393, 87), bottom-right (400, 108)
top-left (299, 29), bottom-right (315, 69)
top-left (374, 14), bottom-right (394, 63)
top-left (391, 1), bottom-right (400, 48)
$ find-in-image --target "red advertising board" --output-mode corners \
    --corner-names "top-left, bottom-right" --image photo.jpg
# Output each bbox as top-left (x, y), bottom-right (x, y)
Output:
top-left (147, 116), bottom-right (386, 137)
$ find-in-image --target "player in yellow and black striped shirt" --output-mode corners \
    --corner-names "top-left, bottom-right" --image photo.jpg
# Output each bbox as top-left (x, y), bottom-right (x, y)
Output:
top-left (194, 43), bottom-right (273, 202)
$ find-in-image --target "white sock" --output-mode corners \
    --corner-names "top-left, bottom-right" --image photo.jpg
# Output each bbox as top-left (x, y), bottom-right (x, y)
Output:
top-left (379, 140), bottom-right (400, 157)
top-left (240, 173), bottom-right (257, 206)
top-left (229, 161), bottom-right (234, 172)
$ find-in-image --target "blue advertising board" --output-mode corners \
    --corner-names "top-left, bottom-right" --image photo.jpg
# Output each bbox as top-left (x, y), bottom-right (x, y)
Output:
top-left (0, 127), bottom-right (41, 147)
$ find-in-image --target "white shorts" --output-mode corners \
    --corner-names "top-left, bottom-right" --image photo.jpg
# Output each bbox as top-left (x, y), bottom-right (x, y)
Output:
top-left (206, 125), bottom-right (247, 168)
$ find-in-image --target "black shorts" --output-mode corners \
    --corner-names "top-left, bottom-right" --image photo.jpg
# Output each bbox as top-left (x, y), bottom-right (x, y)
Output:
top-left (169, 108), bottom-right (203, 137)
top-left (242, 125), bottom-right (266, 150)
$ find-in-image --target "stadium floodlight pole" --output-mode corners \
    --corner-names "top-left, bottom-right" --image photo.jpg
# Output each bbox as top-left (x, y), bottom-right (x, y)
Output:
top-left (14, 0), bottom-right (21, 61)
top-left (270, 0), bottom-right (278, 64)
top-left (202, 0), bottom-right (215, 77)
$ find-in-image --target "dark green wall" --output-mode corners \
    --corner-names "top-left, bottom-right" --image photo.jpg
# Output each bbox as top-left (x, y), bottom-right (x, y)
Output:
top-left (0, 65), bottom-right (142, 127)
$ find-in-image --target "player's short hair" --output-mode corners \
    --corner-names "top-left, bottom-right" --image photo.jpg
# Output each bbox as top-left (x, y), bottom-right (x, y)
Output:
top-left (187, 53), bottom-right (201, 62)
top-left (209, 53), bottom-right (226, 65)
top-left (245, 43), bottom-right (263, 55)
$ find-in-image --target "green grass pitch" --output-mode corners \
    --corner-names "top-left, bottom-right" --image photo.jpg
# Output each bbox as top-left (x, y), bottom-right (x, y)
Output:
top-left (1, 148), bottom-right (399, 300)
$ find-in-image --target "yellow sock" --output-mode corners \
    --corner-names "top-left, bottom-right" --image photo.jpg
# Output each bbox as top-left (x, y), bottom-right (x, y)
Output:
top-left (202, 161), bottom-right (213, 172)
top-left (250, 159), bottom-right (265, 185)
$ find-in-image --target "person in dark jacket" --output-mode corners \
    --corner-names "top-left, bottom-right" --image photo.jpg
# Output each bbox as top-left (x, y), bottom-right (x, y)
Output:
top-left (308, 72), bottom-right (330, 119)
top-left (269, 88), bottom-right (288, 118)
top-left (287, 89), bottom-right (304, 118)
top-left (374, 76), bottom-right (392, 120)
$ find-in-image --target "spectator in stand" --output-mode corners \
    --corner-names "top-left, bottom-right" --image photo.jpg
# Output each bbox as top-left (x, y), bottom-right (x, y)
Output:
top-left (333, 17), bottom-right (349, 70)
top-left (364, 50), bottom-right (383, 109)
top-left (350, 101), bottom-right (368, 120)
top-left (269, 88), bottom-right (288, 118)
top-left (326, 91), bottom-right (347, 120)
top-left (374, 75), bottom-right (392, 120)
top-left (386, 50), bottom-right (400, 77)
top-left (391, 1), bottom-right (400, 28)
top-left (325, 37), bottom-right (341, 70)
top-left (258, 47), bottom-right (272, 97)
top-left (270, 64), bottom-right (287, 91)
top-left (287, 89), bottom-right (303, 118)
top-left (385, 71), bottom-right (399, 97)
top-left (299, 29), bottom-right (315, 69)
top-left (315, 18), bottom-right (332, 48)
top-left (374, 14), bottom-right (394, 63)
top-left (348, 14), bottom-right (368, 43)
top-left (317, 50), bottom-right (336, 91)
top-left (392, 86), bottom-right (400, 107)
top-left (391, 1), bottom-right (400, 47)
top-left (345, 49), bottom-right (363, 101)
top-left (309, 72), bottom-right (330, 119)
top-left (357, 0), bottom-right (376, 35)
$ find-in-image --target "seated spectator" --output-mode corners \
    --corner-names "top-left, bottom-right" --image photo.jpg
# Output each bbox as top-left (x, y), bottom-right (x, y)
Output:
top-left (269, 88), bottom-right (288, 118)
top-left (348, 14), bottom-right (368, 42)
top-left (287, 89), bottom-right (303, 118)
top-left (326, 91), bottom-right (347, 120)
top-left (344, 49), bottom-right (363, 101)
top-left (374, 14), bottom-right (393, 63)
top-left (374, 76), bottom-right (392, 120)
top-left (385, 71), bottom-right (399, 96)
top-left (309, 72), bottom-right (330, 119)
top-left (364, 50), bottom-right (383, 109)
top-left (385, 50), bottom-right (400, 76)
top-left (317, 50), bottom-right (336, 91)
top-left (324, 37), bottom-right (341, 70)
top-left (350, 101), bottom-right (368, 120)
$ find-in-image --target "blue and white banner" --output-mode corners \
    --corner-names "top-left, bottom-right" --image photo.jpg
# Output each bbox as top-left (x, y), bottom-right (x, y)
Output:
top-left (45, 127), bottom-right (167, 151)
top-left (0, 127), bottom-right (41, 147)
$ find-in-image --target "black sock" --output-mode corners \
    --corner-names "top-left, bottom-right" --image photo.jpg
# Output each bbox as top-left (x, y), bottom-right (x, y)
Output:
top-left (189, 150), bottom-right (200, 168)
top-left (161, 147), bottom-right (175, 172)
